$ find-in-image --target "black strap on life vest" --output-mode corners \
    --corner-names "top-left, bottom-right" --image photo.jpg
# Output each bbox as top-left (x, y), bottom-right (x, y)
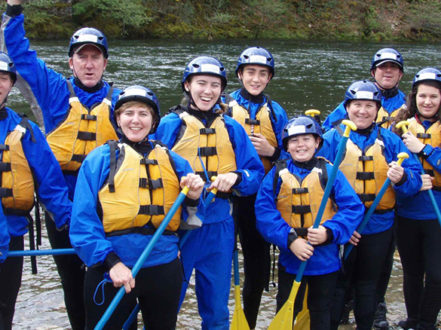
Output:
top-left (417, 133), bottom-right (431, 139)
top-left (107, 141), bottom-right (118, 193)
top-left (26, 214), bottom-right (38, 274)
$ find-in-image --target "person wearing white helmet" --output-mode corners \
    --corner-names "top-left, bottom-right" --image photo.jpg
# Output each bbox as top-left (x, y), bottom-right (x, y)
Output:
top-left (255, 116), bottom-right (363, 330)
top-left (225, 46), bottom-right (288, 328)
top-left (0, 52), bottom-right (71, 330)
top-left (393, 68), bottom-right (441, 330)
top-left (2, 1), bottom-right (122, 328)
top-left (153, 56), bottom-right (264, 329)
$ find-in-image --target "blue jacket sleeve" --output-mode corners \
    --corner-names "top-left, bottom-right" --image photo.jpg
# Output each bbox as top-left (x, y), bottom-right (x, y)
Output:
top-left (23, 121), bottom-right (72, 229)
top-left (421, 144), bottom-right (441, 174)
top-left (0, 206), bottom-right (9, 263)
top-left (270, 100), bottom-right (289, 152)
top-left (69, 145), bottom-right (114, 267)
top-left (323, 101), bottom-right (346, 132)
top-left (150, 113), bottom-right (181, 148)
top-left (255, 168), bottom-right (292, 250)
top-left (4, 13), bottom-right (71, 131)
top-left (224, 116), bottom-right (265, 196)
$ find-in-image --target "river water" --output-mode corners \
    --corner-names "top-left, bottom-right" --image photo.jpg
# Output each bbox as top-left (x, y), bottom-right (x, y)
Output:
top-left (9, 39), bottom-right (441, 329)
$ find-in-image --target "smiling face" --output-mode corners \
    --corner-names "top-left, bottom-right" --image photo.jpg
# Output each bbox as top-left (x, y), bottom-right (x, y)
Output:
top-left (371, 62), bottom-right (403, 90)
top-left (416, 83), bottom-right (441, 121)
top-left (116, 103), bottom-right (154, 142)
top-left (0, 71), bottom-right (13, 105)
top-left (238, 64), bottom-right (272, 96)
top-left (184, 74), bottom-right (222, 111)
top-left (286, 133), bottom-right (320, 163)
top-left (69, 44), bottom-right (107, 88)
top-left (346, 99), bottom-right (379, 129)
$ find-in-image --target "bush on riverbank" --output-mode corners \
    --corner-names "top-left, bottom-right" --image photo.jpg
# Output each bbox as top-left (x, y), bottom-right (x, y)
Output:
top-left (2, 0), bottom-right (441, 42)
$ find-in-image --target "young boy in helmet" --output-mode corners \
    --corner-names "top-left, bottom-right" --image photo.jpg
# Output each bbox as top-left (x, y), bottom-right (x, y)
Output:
top-left (225, 46), bottom-right (288, 328)
top-left (153, 56), bottom-right (264, 329)
top-left (3, 1), bottom-right (122, 328)
top-left (255, 115), bottom-right (364, 330)
top-left (0, 52), bottom-right (72, 330)
top-left (70, 85), bottom-right (204, 329)
top-left (318, 80), bottom-right (422, 330)
top-left (324, 48), bottom-right (406, 132)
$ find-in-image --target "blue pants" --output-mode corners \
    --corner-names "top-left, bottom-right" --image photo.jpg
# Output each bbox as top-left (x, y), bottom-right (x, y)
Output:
top-left (179, 218), bottom-right (234, 330)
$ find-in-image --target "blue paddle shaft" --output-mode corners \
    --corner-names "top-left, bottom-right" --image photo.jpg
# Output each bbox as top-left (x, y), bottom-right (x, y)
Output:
top-left (95, 188), bottom-right (188, 330)
top-left (295, 134), bottom-right (350, 282)
top-left (8, 248), bottom-right (75, 257)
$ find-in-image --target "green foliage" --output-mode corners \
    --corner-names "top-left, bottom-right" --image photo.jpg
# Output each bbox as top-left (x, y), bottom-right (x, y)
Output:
top-left (72, 0), bottom-right (151, 37)
top-left (7, 0), bottom-right (441, 41)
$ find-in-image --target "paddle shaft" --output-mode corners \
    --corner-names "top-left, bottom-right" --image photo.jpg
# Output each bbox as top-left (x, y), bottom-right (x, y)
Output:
top-left (8, 248), bottom-right (75, 257)
top-left (295, 129), bottom-right (352, 282)
top-left (94, 187), bottom-right (189, 330)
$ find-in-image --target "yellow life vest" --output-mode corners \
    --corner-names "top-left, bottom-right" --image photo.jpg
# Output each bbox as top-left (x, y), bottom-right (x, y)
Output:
top-left (339, 132), bottom-right (395, 211)
top-left (0, 120), bottom-right (34, 214)
top-left (98, 142), bottom-right (181, 235)
top-left (276, 158), bottom-right (337, 229)
top-left (46, 82), bottom-right (118, 172)
top-left (376, 105), bottom-right (404, 129)
top-left (407, 118), bottom-right (441, 189)
top-left (171, 111), bottom-right (237, 182)
top-left (229, 101), bottom-right (278, 173)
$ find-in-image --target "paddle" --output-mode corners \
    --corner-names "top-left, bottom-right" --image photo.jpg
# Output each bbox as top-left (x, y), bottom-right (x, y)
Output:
top-left (231, 248), bottom-right (250, 330)
top-left (8, 248), bottom-right (75, 257)
top-left (268, 119), bottom-right (356, 330)
top-left (304, 109), bottom-right (321, 126)
top-left (396, 120), bottom-right (441, 226)
top-left (344, 152), bottom-right (409, 260)
top-left (94, 186), bottom-right (190, 330)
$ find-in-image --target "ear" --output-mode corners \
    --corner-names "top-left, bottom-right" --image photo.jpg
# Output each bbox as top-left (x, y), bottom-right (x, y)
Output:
top-left (68, 57), bottom-right (74, 70)
top-left (370, 69), bottom-right (376, 78)
top-left (183, 81), bottom-right (190, 92)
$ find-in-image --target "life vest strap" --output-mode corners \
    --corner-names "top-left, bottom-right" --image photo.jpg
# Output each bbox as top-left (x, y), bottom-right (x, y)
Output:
top-left (81, 114), bottom-right (97, 121)
top-left (200, 128), bottom-right (216, 135)
top-left (140, 158), bottom-right (158, 165)
top-left (0, 187), bottom-right (13, 197)
top-left (196, 170), bottom-right (217, 181)
top-left (0, 162), bottom-right (11, 172)
top-left (139, 205), bottom-right (164, 215)
top-left (425, 169), bottom-right (435, 177)
top-left (417, 133), bottom-right (431, 139)
top-left (356, 172), bottom-right (375, 180)
top-left (198, 147), bottom-right (217, 157)
top-left (359, 155), bottom-right (374, 161)
top-left (292, 205), bottom-right (311, 214)
top-left (292, 187), bottom-right (308, 194)
top-left (139, 178), bottom-right (163, 189)
top-left (0, 144), bottom-right (9, 151)
top-left (358, 193), bottom-right (376, 203)
top-left (77, 131), bottom-right (96, 141)
top-left (71, 154), bottom-right (87, 163)
top-left (245, 118), bottom-right (260, 125)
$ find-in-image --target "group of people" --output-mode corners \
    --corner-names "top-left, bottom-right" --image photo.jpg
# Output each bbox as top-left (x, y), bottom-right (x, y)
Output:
top-left (0, 1), bottom-right (440, 330)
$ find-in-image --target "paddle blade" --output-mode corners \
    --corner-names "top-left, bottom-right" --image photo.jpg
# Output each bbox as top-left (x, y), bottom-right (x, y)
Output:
top-left (293, 284), bottom-right (310, 330)
top-left (269, 280), bottom-right (301, 330)
top-left (231, 284), bottom-right (250, 330)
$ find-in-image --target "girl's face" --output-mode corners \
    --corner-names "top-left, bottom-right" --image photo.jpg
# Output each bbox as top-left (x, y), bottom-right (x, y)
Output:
top-left (346, 99), bottom-right (378, 129)
top-left (184, 75), bottom-right (222, 111)
top-left (287, 134), bottom-right (320, 163)
top-left (116, 105), bottom-right (154, 142)
top-left (416, 83), bottom-right (441, 121)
